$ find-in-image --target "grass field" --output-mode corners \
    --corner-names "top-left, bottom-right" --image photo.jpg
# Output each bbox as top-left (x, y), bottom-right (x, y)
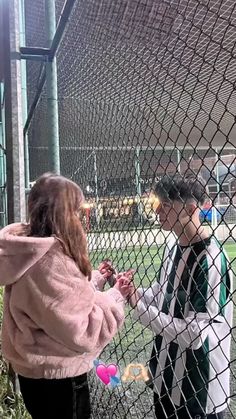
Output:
top-left (0, 242), bottom-right (235, 418)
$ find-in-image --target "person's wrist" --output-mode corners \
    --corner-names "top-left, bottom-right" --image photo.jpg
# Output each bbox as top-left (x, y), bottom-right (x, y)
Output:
top-left (127, 294), bottom-right (135, 308)
top-left (107, 274), bottom-right (116, 287)
top-left (107, 286), bottom-right (125, 303)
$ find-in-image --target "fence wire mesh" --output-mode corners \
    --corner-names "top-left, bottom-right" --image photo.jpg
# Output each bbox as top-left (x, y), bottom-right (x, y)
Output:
top-left (23, 0), bottom-right (236, 418)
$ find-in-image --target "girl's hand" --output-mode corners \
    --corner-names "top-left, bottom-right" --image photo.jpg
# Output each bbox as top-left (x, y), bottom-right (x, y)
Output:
top-left (98, 260), bottom-right (117, 285)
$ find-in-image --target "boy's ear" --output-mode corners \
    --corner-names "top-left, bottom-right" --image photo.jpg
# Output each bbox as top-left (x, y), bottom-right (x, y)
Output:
top-left (185, 202), bottom-right (197, 216)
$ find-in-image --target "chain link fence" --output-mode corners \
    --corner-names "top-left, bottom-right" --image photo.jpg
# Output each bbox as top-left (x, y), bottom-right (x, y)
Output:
top-left (21, 0), bottom-right (236, 417)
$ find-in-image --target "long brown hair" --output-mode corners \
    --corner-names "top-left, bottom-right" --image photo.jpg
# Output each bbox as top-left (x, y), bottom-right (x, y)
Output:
top-left (27, 172), bottom-right (92, 279)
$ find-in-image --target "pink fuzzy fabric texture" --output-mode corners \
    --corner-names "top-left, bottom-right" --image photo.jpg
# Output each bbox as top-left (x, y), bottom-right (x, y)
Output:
top-left (0, 223), bottom-right (124, 379)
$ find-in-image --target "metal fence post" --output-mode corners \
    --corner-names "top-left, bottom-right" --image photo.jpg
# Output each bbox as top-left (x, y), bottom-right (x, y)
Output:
top-left (45, 0), bottom-right (60, 174)
top-left (93, 151), bottom-right (100, 228)
top-left (19, 0), bottom-right (29, 189)
top-left (135, 146), bottom-right (142, 224)
top-left (0, 82), bottom-right (7, 227)
top-left (177, 148), bottom-right (181, 173)
top-left (2, 0), bottom-right (26, 223)
top-left (211, 148), bottom-right (220, 238)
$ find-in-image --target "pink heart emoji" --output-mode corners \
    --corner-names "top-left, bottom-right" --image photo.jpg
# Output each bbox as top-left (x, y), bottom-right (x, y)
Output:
top-left (96, 363), bottom-right (118, 385)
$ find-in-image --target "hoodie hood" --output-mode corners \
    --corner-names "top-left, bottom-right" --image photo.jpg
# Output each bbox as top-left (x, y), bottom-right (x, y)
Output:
top-left (0, 223), bottom-right (56, 286)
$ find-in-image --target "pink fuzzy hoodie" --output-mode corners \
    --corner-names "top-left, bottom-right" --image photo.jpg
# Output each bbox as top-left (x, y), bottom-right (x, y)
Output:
top-left (0, 223), bottom-right (125, 379)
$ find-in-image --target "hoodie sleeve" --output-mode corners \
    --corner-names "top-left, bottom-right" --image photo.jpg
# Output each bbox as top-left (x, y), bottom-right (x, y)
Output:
top-left (21, 258), bottom-right (125, 354)
top-left (90, 270), bottom-right (106, 291)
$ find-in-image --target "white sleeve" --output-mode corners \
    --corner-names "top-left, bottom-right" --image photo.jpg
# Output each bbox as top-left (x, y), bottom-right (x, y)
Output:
top-left (133, 298), bottom-right (228, 351)
top-left (136, 282), bottom-right (161, 306)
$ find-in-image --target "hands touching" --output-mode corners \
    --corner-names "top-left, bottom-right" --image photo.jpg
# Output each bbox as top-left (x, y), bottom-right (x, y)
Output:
top-left (114, 269), bottom-right (135, 298)
top-left (113, 269), bottom-right (139, 308)
top-left (98, 260), bottom-right (138, 306)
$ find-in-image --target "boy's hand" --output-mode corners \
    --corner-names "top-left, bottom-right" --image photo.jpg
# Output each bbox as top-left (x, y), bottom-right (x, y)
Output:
top-left (116, 269), bottom-right (139, 307)
top-left (128, 288), bottom-right (139, 308)
top-left (122, 269), bottom-right (135, 282)
top-left (114, 276), bottom-right (132, 298)
top-left (114, 270), bottom-right (136, 298)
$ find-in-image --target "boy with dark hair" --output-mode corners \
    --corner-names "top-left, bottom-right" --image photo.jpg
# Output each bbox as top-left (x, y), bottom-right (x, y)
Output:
top-left (127, 173), bottom-right (233, 419)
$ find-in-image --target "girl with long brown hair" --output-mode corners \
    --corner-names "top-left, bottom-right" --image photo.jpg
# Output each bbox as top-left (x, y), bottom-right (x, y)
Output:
top-left (0, 173), bottom-right (129, 419)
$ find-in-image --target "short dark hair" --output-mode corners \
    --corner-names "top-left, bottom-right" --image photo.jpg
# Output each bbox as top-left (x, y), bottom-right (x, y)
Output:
top-left (153, 173), bottom-right (207, 206)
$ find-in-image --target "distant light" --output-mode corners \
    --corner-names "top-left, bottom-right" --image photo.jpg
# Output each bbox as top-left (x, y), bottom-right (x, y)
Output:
top-left (81, 202), bottom-right (91, 210)
top-left (86, 184), bottom-right (93, 193)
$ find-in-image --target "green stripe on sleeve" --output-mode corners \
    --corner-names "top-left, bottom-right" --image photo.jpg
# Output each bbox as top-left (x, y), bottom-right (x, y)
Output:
top-left (219, 252), bottom-right (230, 316)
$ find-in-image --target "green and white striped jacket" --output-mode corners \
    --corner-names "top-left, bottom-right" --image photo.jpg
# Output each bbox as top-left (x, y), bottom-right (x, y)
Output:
top-left (134, 236), bottom-right (233, 415)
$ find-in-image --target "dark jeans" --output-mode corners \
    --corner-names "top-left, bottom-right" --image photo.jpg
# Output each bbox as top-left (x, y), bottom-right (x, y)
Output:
top-left (154, 392), bottom-right (225, 419)
top-left (18, 373), bottom-right (91, 419)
